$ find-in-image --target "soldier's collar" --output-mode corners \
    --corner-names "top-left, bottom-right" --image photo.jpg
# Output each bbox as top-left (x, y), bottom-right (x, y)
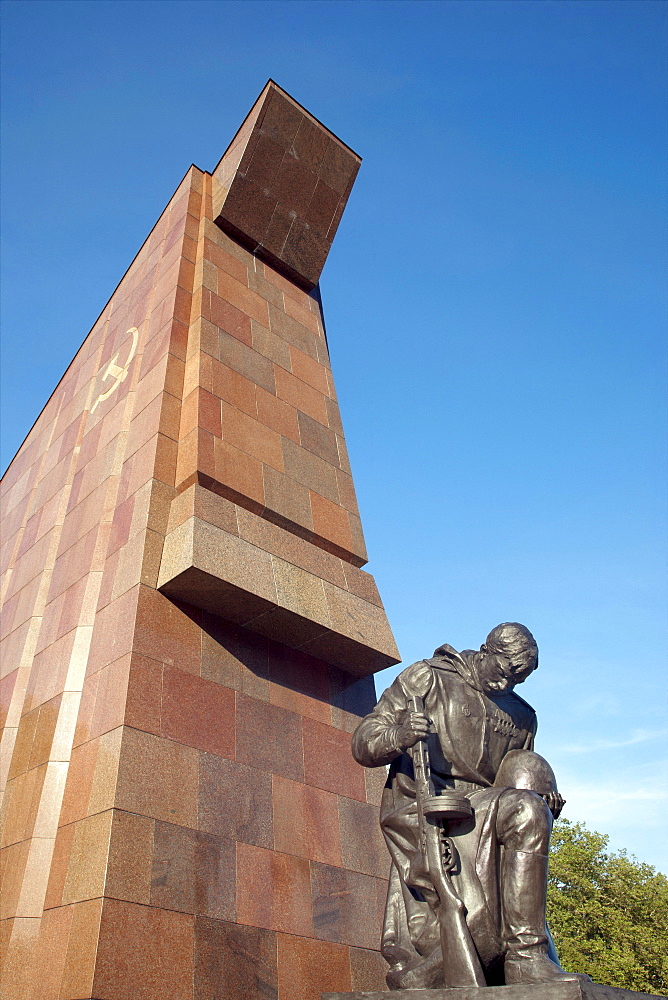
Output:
top-left (429, 645), bottom-right (483, 692)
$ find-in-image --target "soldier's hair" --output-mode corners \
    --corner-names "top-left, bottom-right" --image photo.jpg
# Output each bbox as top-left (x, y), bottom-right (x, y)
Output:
top-left (484, 622), bottom-right (538, 671)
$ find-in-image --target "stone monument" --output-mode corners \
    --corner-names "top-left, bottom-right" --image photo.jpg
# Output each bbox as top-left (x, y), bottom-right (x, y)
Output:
top-left (324, 626), bottom-right (666, 1000)
top-left (0, 82), bottom-right (400, 1000)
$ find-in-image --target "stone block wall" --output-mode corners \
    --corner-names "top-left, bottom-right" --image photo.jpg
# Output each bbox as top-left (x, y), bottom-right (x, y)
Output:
top-left (0, 83), bottom-right (398, 1000)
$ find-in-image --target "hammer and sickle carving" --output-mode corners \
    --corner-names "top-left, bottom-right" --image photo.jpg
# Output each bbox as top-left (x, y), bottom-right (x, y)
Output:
top-left (90, 326), bottom-right (139, 413)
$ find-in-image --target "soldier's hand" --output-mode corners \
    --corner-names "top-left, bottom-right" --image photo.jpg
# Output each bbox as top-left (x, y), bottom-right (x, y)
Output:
top-left (395, 710), bottom-right (430, 750)
top-left (542, 790), bottom-right (565, 819)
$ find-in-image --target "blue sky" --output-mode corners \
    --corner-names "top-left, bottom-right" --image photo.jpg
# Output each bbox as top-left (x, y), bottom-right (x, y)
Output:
top-left (2, 0), bottom-right (666, 871)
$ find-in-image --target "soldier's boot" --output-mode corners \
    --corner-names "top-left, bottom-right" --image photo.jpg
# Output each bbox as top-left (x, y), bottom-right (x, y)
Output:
top-left (503, 849), bottom-right (591, 985)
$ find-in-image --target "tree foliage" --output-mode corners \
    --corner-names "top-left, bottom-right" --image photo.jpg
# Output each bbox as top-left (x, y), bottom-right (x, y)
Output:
top-left (547, 819), bottom-right (668, 995)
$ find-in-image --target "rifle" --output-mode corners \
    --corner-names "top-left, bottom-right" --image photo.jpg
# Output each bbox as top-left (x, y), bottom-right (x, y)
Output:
top-left (409, 694), bottom-right (486, 988)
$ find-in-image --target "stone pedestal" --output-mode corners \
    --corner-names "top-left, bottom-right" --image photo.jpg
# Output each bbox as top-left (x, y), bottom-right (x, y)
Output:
top-left (323, 983), bottom-right (667, 1000)
top-left (1, 81), bottom-right (398, 1000)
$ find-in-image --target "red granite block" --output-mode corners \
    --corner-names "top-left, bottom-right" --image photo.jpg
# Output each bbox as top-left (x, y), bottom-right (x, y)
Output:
top-left (0, 840), bottom-right (31, 919)
top-left (268, 303), bottom-right (319, 360)
top-left (107, 492), bottom-right (136, 557)
top-left (335, 432), bottom-right (352, 474)
top-left (221, 400), bottom-right (284, 471)
top-left (11, 763), bottom-right (55, 844)
top-left (311, 861), bottom-right (385, 949)
top-left (150, 820), bottom-right (235, 919)
top-left (154, 432), bottom-right (179, 487)
top-left (13, 511), bottom-right (40, 562)
top-left (203, 238), bottom-right (248, 285)
top-left (8, 705), bottom-right (40, 780)
top-left (335, 467), bottom-right (360, 514)
top-left (328, 670), bottom-right (379, 735)
top-left (273, 775), bottom-right (341, 866)
top-left (199, 753), bottom-right (273, 848)
top-left (217, 270), bottom-right (269, 328)
top-left (211, 360), bottom-right (258, 417)
top-left (28, 695), bottom-right (63, 771)
top-left (342, 564), bottom-right (383, 607)
top-left (261, 206), bottom-right (292, 260)
top-left (252, 320), bottom-right (292, 369)
top-left (84, 654), bottom-right (131, 743)
top-left (311, 492), bottom-right (354, 554)
top-left (306, 176), bottom-right (342, 236)
top-left (247, 267), bottom-right (285, 311)
top-left (173, 285), bottom-right (193, 327)
top-left (194, 916), bottom-right (278, 1000)
top-left (283, 438), bottom-right (339, 504)
top-left (29, 904), bottom-right (72, 998)
top-left (236, 842), bottom-right (312, 936)
top-left (237, 508), bottom-right (347, 591)
top-left (39, 582), bottom-right (82, 653)
top-left (161, 665), bottom-right (236, 758)
top-left (200, 615), bottom-right (269, 700)
top-left (197, 387), bottom-right (222, 437)
top-left (115, 436), bottom-right (157, 506)
top-left (214, 83), bottom-right (359, 291)
top-left (348, 511), bottom-right (368, 563)
top-left (284, 292), bottom-right (321, 334)
top-left (319, 137), bottom-right (359, 196)
top-left (290, 345), bottom-right (330, 394)
top-left (246, 131), bottom-right (286, 187)
top-left (59, 897), bottom-right (104, 999)
top-left (0, 667), bottom-right (18, 728)
top-left (57, 728), bottom-right (121, 832)
top-left (256, 385), bottom-right (300, 442)
top-left (338, 796), bottom-right (388, 878)
top-left (209, 290), bottom-right (253, 347)
top-left (57, 810), bottom-right (113, 905)
top-left (273, 368), bottom-right (327, 427)
top-left (133, 585), bottom-right (201, 675)
top-left (175, 425), bottom-right (201, 484)
top-left (73, 668), bottom-right (104, 752)
top-left (105, 808), bottom-right (154, 904)
top-left (281, 222), bottom-right (331, 293)
top-left (267, 642), bottom-right (332, 725)
top-left (263, 465), bottom-right (313, 532)
top-left (236, 693), bottom-right (304, 782)
top-left (262, 261), bottom-right (307, 304)
top-left (303, 717), bottom-right (366, 801)
top-left (58, 739), bottom-right (97, 827)
top-left (115, 727), bottom-right (198, 827)
top-left (218, 330), bottom-right (276, 393)
top-left (298, 411), bottom-right (339, 466)
top-left (47, 528), bottom-right (97, 601)
top-left (93, 898), bottom-right (194, 1000)
top-left (25, 633), bottom-right (75, 715)
top-left (277, 933), bottom-right (351, 1000)
top-left (220, 173), bottom-right (278, 241)
top-left (213, 437), bottom-right (265, 509)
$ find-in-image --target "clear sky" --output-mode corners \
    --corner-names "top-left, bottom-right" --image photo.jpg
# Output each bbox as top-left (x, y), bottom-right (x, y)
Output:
top-left (2, 0), bottom-right (666, 871)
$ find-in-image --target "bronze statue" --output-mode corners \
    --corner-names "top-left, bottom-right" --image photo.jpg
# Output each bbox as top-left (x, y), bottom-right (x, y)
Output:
top-left (352, 622), bottom-right (590, 990)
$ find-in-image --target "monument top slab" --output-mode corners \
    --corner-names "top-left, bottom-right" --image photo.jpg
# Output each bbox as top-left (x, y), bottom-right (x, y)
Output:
top-left (212, 78), bottom-right (361, 290)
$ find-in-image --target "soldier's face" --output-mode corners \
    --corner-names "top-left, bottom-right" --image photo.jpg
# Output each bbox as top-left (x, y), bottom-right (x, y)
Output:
top-left (478, 649), bottom-right (536, 694)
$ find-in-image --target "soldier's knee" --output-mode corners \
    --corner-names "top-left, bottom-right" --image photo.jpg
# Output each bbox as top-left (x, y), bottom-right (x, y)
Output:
top-left (497, 788), bottom-right (552, 852)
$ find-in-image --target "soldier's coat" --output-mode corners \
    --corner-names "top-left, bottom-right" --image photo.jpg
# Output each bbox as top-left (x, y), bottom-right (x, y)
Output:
top-left (352, 645), bottom-right (538, 975)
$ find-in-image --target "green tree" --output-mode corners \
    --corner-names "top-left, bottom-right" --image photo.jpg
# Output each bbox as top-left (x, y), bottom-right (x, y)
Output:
top-left (547, 819), bottom-right (668, 995)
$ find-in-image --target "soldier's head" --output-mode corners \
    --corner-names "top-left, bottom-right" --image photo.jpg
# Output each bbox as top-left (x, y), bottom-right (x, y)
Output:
top-left (477, 622), bottom-right (538, 694)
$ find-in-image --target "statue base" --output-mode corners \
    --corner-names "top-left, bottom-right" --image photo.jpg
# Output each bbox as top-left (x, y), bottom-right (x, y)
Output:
top-left (323, 984), bottom-right (666, 1000)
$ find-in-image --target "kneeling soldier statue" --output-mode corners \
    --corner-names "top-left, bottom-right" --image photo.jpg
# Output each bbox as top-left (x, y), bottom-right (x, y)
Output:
top-left (352, 622), bottom-right (590, 990)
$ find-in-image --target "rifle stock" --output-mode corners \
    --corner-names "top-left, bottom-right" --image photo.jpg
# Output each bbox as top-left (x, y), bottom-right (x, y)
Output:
top-left (409, 695), bottom-right (486, 988)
